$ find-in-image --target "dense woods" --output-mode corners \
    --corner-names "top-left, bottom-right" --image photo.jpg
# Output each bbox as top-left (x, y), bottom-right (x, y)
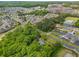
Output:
top-left (0, 23), bottom-right (63, 57)
top-left (0, 1), bottom-right (79, 8)
top-left (36, 14), bottom-right (67, 32)
top-left (0, 2), bottom-right (50, 7)
top-left (36, 18), bottom-right (56, 32)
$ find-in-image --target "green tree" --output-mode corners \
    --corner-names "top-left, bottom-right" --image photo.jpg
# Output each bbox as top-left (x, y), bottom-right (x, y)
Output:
top-left (74, 20), bottom-right (79, 27)
top-left (28, 9), bottom-right (48, 16)
top-left (36, 18), bottom-right (56, 32)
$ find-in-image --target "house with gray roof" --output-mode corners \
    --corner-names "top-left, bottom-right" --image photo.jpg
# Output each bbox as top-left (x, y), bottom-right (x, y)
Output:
top-left (0, 16), bottom-right (16, 33)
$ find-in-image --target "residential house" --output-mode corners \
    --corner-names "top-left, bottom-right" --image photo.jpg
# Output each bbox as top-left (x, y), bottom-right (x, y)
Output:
top-left (0, 16), bottom-right (16, 33)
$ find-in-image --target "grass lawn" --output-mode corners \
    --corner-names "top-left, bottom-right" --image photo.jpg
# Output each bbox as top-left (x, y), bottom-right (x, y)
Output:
top-left (65, 17), bottom-right (79, 21)
top-left (56, 47), bottom-right (78, 57)
top-left (56, 47), bottom-right (69, 57)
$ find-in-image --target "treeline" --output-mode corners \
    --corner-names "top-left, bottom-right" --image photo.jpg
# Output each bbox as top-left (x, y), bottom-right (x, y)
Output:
top-left (0, 1), bottom-right (51, 8)
top-left (0, 1), bottom-right (78, 8)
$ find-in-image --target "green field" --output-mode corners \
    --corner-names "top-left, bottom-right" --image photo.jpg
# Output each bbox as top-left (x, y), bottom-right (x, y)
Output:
top-left (65, 17), bottom-right (79, 21)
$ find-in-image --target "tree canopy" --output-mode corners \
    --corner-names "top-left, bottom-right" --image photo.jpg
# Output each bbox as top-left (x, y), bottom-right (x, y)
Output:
top-left (0, 23), bottom-right (63, 57)
top-left (74, 20), bottom-right (79, 27)
top-left (28, 9), bottom-right (48, 16)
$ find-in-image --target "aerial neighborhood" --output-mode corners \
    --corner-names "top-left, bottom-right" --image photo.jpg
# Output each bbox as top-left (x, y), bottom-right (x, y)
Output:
top-left (0, 3), bottom-right (79, 33)
top-left (0, 2), bottom-right (79, 57)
